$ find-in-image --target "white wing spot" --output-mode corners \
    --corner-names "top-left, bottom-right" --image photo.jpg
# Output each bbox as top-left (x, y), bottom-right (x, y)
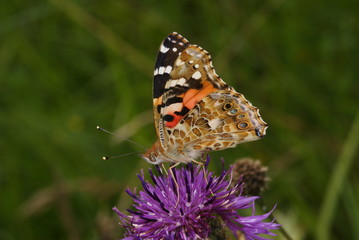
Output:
top-left (165, 65), bottom-right (172, 74)
top-left (154, 68), bottom-right (158, 76)
top-left (194, 64), bottom-right (199, 69)
top-left (170, 80), bottom-right (177, 87)
top-left (179, 42), bottom-right (184, 46)
top-left (208, 119), bottom-right (221, 129)
top-left (192, 71), bottom-right (201, 80)
top-left (159, 66), bottom-right (165, 75)
top-left (160, 44), bottom-right (169, 53)
top-left (188, 60), bottom-right (194, 64)
top-left (165, 80), bottom-right (172, 88)
top-left (166, 78), bottom-right (187, 88)
top-left (175, 59), bottom-right (185, 66)
top-left (172, 47), bottom-right (177, 52)
top-left (177, 77), bottom-right (186, 85)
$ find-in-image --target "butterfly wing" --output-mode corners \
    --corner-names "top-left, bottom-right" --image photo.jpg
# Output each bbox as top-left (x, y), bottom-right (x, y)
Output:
top-left (178, 90), bottom-right (268, 159)
top-left (151, 32), bottom-right (267, 163)
top-left (152, 33), bottom-right (189, 145)
top-left (153, 32), bottom-right (230, 149)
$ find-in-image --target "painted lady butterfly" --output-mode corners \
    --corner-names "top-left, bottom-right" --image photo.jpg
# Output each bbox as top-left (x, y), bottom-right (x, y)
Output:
top-left (141, 32), bottom-right (267, 165)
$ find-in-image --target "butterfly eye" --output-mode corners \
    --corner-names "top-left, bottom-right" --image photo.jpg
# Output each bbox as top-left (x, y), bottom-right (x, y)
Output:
top-left (237, 122), bottom-right (249, 129)
top-left (223, 102), bottom-right (233, 111)
top-left (149, 153), bottom-right (157, 163)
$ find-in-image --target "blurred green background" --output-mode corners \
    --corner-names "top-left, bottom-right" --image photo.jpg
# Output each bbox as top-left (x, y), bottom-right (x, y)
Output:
top-left (1, 0), bottom-right (358, 239)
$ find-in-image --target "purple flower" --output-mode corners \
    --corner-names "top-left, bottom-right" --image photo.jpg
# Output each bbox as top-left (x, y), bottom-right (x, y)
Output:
top-left (114, 157), bottom-right (280, 239)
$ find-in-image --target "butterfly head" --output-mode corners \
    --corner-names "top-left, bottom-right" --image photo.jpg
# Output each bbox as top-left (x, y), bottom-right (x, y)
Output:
top-left (140, 141), bottom-right (164, 165)
top-left (140, 152), bottom-right (163, 165)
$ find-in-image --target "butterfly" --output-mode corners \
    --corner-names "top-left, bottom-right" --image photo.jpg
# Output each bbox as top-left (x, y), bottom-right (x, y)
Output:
top-left (141, 32), bottom-right (267, 165)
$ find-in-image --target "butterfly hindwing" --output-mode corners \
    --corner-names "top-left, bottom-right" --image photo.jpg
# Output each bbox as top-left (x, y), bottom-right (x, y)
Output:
top-left (164, 89), bottom-right (267, 160)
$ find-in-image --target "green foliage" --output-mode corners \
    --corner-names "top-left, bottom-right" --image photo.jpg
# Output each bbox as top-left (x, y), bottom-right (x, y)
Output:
top-left (0, 0), bottom-right (358, 239)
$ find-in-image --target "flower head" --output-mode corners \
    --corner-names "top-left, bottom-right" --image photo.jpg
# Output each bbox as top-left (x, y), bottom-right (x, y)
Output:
top-left (114, 156), bottom-right (280, 239)
top-left (231, 158), bottom-right (270, 196)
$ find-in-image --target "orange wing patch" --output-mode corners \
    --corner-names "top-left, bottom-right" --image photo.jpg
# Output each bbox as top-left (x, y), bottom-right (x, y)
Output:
top-left (183, 82), bottom-right (216, 110)
top-left (163, 83), bottom-right (216, 129)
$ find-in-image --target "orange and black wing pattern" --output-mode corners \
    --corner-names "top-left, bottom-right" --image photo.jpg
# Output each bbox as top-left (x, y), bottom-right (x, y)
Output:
top-left (153, 32), bottom-right (230, 147)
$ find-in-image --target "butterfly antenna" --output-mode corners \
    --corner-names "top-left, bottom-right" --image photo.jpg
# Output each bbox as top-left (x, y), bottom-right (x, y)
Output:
top-left (96, 126), bottom-right (146, 150)
top-left (102, 151), bottom-right (140, 160)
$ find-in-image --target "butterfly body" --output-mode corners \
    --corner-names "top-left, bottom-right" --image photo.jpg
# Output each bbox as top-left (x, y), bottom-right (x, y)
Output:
top-left (141, 33), bottom-right (267, 165)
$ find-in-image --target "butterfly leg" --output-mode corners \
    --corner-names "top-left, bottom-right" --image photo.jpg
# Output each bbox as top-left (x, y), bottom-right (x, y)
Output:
top-left (160, 163), bottom-right (168, 175)
top-left (190, 158), bottom-right (204, 165)
top-left (168, 162), bottom-right (181, 206)
top-left (191, 156), bottom-right (215, 196)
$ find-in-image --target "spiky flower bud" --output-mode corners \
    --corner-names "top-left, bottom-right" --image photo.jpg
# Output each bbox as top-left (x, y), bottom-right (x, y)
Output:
top-left (231, 158), bottom-right (270, 196)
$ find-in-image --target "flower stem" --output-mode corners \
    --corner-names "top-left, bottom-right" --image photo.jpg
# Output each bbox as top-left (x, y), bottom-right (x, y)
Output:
top-left (316, 111), bottom-right (359, 240)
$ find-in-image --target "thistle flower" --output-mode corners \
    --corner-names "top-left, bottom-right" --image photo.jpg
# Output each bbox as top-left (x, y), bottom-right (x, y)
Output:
top-left (114, 156), bottom-right (280, 239)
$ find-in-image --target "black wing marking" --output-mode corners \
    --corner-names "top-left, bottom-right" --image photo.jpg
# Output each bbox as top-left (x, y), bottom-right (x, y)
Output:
top-left (153, 32), bottom-right (189, 98)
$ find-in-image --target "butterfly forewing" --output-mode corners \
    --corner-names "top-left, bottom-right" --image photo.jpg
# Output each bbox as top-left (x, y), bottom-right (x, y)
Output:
top-left (153, 33), bottom-right (190, 99)
top-left (152, 33), bottom-right (189, 145)
top-left (157, 44), bottom-right (232, 148)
